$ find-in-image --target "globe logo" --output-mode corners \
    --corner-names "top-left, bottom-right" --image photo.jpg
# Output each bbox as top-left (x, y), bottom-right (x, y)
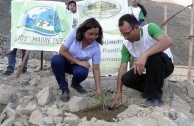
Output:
top-left (19, 6), bottom-right (64, 36)
top-left (83, 1), bottom-right (121, 18)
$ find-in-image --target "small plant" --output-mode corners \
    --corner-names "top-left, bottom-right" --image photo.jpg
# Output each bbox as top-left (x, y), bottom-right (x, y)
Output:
top-left (97, 94), bottom-right (107, 109)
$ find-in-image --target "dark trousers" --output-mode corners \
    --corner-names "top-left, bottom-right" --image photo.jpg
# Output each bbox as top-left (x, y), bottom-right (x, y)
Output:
top-left (121, 52), bottom-right (174, 99)
top-left (7, 48), bottom-right (28, 72)
top-left (51, 54), bottom-right (89, 90)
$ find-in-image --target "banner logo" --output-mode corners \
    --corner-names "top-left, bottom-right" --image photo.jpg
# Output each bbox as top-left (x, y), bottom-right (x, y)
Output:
top-left (18, 6), bottom-right (64, 37)
top-left (83, 1), bottom-right (121, 18)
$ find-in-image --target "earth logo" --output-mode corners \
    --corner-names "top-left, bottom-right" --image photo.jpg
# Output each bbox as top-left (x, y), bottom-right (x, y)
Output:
top-left (83, 1), bottom-right (121, 18)
top-left (19, 6), bottom-right (64, 36)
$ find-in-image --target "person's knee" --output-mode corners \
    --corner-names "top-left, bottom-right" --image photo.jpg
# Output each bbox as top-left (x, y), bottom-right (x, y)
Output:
top-left (73, 67), bottom-right (88, 80)
top-left (51, 55), bottom-right (63, 66)
top-left (7, 49), bottom-right (16, 56)
top-left (121, 74), bottom-right (129, 87)
top-left (147, 53), bottom-right (160, 62)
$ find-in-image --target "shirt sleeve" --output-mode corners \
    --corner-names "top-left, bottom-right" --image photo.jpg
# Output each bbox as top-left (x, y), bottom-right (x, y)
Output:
top-left (92, 44), bottom-right (101, 64)
top-left (148, 23), bottom-right (165, 39)
top-left (62, 29), bottom-right (76, 48)
top-left (139, 11), bottom-right (145, 20)
top-left (121, 44), bottom-right (131, 63)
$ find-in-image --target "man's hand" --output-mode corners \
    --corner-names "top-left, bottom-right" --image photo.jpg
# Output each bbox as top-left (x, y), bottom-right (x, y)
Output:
top-left (110, 91), bottom-right (122, 109)
top-left (134, 53), bottom-right (147, 75)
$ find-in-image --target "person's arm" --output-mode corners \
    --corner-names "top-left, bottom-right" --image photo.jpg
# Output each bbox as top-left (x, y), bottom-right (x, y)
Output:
top-left (110, 63), bottom-right (128, 109)
top-left (138, 10), bottom-right (145, 25)
top-left (59, 44), bottom-right (90, 69)
top-left (138, 19), bottom-right (144, 25)
top-left (134, 23), bottom-right (172, 74)
top-left (143, 34), bottom-right (172, 57)
top-left (59, 29), bottom-right (90, 68)
top-left (110, 44), bottom-right (131, 109)
top-left (92, 64), bottom-right (101, 95)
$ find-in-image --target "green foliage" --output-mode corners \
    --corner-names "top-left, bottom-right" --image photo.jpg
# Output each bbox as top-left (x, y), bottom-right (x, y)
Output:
top-left (97, 94), bottom-right (107, 109)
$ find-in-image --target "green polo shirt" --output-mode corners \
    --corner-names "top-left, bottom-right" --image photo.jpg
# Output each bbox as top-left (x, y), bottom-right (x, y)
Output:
top-left (121, 23), bottom-right (165, 63)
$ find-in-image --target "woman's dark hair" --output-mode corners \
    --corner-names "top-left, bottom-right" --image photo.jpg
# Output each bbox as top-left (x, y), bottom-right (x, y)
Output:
top-left (76, 18), bottom-right (103, 45)
top-left (118, 14), bottom-right (138, 27)
top-left (67, 0), bottom-right (76, 10)
top-left (138, 3), bottom-right (147, 17)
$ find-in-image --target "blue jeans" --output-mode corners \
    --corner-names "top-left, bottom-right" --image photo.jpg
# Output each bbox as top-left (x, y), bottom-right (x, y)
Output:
top-left (7, 48), bottom-right (28, 72)
top-left (51, 54), bottom-right (89, 90)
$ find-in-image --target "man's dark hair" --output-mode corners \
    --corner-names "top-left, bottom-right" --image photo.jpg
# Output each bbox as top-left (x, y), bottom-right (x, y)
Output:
top-left (67, 0), bottom-right (76, 8)
top-left (76, 18), bottom-right (103, 45)
top-left (118, 14), bottom-right (138, 27)
top-left (138, 3), bottom-right (147, 17)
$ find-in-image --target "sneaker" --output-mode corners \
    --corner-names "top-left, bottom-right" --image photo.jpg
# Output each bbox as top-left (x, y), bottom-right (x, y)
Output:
top-left (141, 98), bottom-right (164, 107)
top-left (22, 70), bottom-right (27, 74)
top-left (140, 93), bottom-right (146, 98)
top-left (60, 88), bottom-right (70, 102)
top-left (71, 84), bottom-right (87, 94)
top-left (3, 70), bottom-right (13, 76)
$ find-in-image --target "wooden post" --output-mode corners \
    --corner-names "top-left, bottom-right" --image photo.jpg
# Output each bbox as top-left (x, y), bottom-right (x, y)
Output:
top-left (161, 3), bottom-right (194, 27)
top-left (17, 50), bottom-right (29, 78)
top-left (41, 51), bottom-right (44, 70)
top-left (188, 0), bottom-right (194, 83)
top-left (164, 3), bottom-right (167, 32)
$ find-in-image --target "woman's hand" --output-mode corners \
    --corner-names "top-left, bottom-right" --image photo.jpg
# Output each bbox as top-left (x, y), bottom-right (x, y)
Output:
top-left (78, 61), bottom-right (90, 69)
top-left (97, 89), bottom-right (101, 96)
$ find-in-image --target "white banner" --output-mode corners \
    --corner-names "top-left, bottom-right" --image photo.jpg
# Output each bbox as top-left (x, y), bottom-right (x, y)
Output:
top-left (77, 0), bottom-right (128, 74)
top-left (11, 0), bottom-right (129, 74)
top-left (11, 0), bottom-right (73, 52)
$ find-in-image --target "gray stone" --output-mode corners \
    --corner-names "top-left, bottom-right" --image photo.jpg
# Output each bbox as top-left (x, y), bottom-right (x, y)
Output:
top-left (54, 117), bottom-right (63, 125)
top-left (191, 102), bottom-right (194, 114)
top-left (68, 96), bottom-right (87, 112)
top-left (13, 121), bottom-right (24, 126)
top-left (29, 110), bottom-right (43, 125)
top-left (6, 107), bottom-right (16, 118)
top-left (16, 103), bottom-right (37, 115)
top-left (175, 113), bottom-right (194, 126)
top-left (1, 117), bottom-right (15, 126)
top-left (42, 116), bottom-right (54, 125)
top-left (0, 85), bottom-right (15, 104)
top-left (64, 116), bottom-right (80, 126)
top-left (169, 108), bottom-right (178, 120)
top-left (172, 95), bottom-right (191, 113)
top-left (187, 84), bottom-right (194, 98)
top-left (47, 105), bottom-right (63, 117)
top-left (158, 117), bottom-right (178, 126)
top-left (37, 86), bottom-right (53, 106)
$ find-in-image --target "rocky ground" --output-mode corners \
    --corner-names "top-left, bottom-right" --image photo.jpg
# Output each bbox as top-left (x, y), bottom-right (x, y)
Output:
top-left (0, 0), bottom-right (194, 126)
top-left (0, 58), bottom-right (194, 125)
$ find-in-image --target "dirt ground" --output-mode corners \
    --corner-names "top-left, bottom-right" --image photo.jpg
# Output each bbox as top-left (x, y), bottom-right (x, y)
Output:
top-left (73, 105), bottom-right (127, 122)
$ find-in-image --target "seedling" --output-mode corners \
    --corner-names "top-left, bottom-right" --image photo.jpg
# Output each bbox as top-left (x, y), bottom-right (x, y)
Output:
top-left (97, 94), bottom-right (107, 109)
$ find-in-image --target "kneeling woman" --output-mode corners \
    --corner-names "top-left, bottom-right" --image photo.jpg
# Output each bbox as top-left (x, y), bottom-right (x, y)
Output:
top-left (51, 18), bottom-right (103, 102)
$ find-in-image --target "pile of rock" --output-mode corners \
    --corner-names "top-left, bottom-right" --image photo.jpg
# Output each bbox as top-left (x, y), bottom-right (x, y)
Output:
top-left (0, 34), bottom-right (9, 59)
top-left (0, 58), bottom-right (194, 126)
